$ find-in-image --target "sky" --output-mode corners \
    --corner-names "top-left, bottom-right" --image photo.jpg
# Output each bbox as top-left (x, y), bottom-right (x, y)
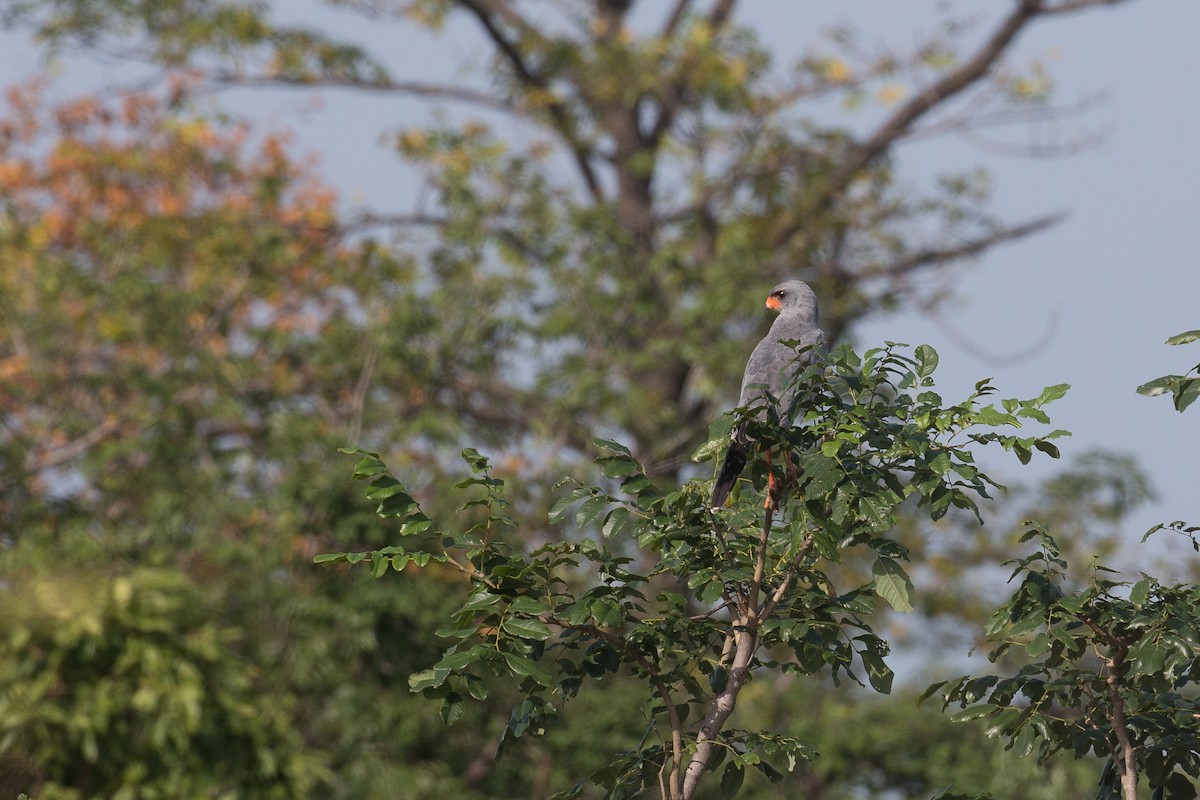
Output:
top-left (1, 1), bottom-right (1196, 570)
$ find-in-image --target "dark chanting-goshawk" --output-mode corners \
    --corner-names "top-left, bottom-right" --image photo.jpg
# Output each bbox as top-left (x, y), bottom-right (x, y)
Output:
top-left (710, 280), bottom-right (824, 509)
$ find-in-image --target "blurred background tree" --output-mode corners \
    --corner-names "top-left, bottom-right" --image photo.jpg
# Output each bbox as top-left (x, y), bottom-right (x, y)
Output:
top-left (0, 1), bottom-right (1165, 798)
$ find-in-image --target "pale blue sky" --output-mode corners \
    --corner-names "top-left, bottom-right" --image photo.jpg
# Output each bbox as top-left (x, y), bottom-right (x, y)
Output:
top-left (2, 1), bottom-right (1196, 568)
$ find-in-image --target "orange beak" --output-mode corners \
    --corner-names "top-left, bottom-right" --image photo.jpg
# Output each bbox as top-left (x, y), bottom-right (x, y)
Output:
top-left (765, 296), bottom-right (782, 311)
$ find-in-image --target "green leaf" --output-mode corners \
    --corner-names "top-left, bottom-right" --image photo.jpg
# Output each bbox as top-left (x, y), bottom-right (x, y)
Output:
top-left (440, 692), bottom-right (464, 725)
top-left (975, 406), bottom-right (1016, 427)
top-left (575, 495), bottom-right (608, 528)
top-left (919, 681), bottom-right (948, 705)
top-left (434, 646), bottom-right (486, 671)
top-left (1129, 578), bottom-right (1150, 608)
top-left (915, 344), bottom-right (939, 379)
top-left (508, 596), bottom-right (549, 615)
top-left (599, 456), bottom-right (639, 478)
top-left (408, 668), bottom-right (450, 692)
top-left (592, 437), bottom-right (632, 455)
top-left (872, 557), bottom-right (915, 613)
top-left (1033, 440), bottom-right (1060, 459)
top-left (1175, 378), bottom-right (1200, 412)
top-left (502, 617), bottom-right (554, 641)
top-left (1165, 329), bottom-right (1200, 346)
top-left (720, 763), bottom-right (745, 799)
top-left (860, 648), bottom-right (894, 694)
top-left (312, 552), bottom-right (345, 563)
top-left (461, 447), bottom-right (490, 472)
top-left (1137, 376), bottom-right (1173, 397)
top-left (1033, 383), bottom-right (1070, 406)
top-left (949, 706), bottom-right (995, 723)
top-left (504, 654), bottom-right (553, 687)
top-left (548, 487), bottom-right (592, 523)
top-left (602, 507), bottom-right (631, 538)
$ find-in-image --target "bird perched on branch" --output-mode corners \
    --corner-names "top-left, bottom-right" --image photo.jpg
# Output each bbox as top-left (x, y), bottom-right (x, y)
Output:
top-left (710, 280), bottom-right (824, 509)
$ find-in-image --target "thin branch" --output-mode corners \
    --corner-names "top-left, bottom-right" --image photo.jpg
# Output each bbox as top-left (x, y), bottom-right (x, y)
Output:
top-left (22, 417), bottom-right (120, 475)
top-left (457, 0), bottom-right (604, 201)
top-left (763, 1), bottom-right (1052, 251)
top-left (845, 0), bottom-right (1045, 180)
top-left (879, 211), bottom-right (1065, 278)
top-left (457, 0), bottom-right (538, 33)
top-left (207, 72), bottom-right (511, 109)
top-left (660, 0), bottom-right (694, 37)
top-left (747, 500), bottom-right (774, 617)
top-left (646, 0), bottom-right (737, 147)
top-left (838, 0), bottom-right (1133, 185)
top-left (555, 618), bottom-right (685, 799)
top-left (349, 344), bottom-right (378, 442)
top-left (760, 532), bottom-right (816, 622)
top-left (1043, 0), bottom-right (1131, 13)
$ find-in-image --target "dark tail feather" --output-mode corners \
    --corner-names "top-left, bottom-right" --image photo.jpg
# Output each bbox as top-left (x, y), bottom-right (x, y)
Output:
top-left (711, 441), bottom-right (748, 509)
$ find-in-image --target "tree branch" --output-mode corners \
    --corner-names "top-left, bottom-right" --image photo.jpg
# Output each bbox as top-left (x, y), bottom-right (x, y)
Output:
top-left (646, 0), bottom-right (738, 147)
top-left (844, 0), bottom-right (1045, 181)
top-left (681, 502), bottom-right (772, 798)
top-left (207, 72), bottom-right (511, 109)
top-left (765, 0), bottom-right (1076, 251)
top-left (555, 618), bottom-right (685, 798)
top-left (660, 0), bottom-right (694, 37)
top-left (456, 0), bottom-right (604, 201)
top-left (1104, 646), bottom-right (1139, 800)
top-left (875, 211), bottom-right (1066, 278)
top-left (706, 0), bottom-right (737, 29)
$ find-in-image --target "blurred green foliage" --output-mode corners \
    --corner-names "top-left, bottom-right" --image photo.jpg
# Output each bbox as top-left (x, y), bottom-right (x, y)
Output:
top-left (0, 1), bottom-right (1172, 798)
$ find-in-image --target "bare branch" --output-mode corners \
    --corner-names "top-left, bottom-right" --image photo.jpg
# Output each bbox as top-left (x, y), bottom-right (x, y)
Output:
top-left (207, 72), bottom-right (511, 110)
top-left (22, 417), bottom-right (120, 475)
top-left (842, 0), bottom-right (1133, 183)
top-left (457, 0), bottom-right (538, 35)
top-left (706, 0), bottom-right (737, 29)
top-left (592, 0), bottom-right (631, 42)
top-left (553, 618), bottom-right (685, 798)
top-left (457, 0), bottom-right (604, 200)
top-left (1043, 0), bottom-right (1132, 13)
top-left (845, 1), bottom-right (1043, 182)
top-left (878, 211), bottom-right (1065, 278)
top-left (646, 0), bottom-right (738, 147)
top-left (660, 0), bottom-right (694, 37)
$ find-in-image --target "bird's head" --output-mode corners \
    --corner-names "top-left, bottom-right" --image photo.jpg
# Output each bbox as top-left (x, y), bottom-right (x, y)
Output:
top-left (764, 280), bottom-right (819, 321)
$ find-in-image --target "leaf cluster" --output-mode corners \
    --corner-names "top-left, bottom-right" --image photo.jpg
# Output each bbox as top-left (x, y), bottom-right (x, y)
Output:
top-left (320, 341), bottom-right (1071, 798)
top-left (1136, 330), bottom-right (1200, 412)
top-left (927, 527), bottom-right (1200, 800)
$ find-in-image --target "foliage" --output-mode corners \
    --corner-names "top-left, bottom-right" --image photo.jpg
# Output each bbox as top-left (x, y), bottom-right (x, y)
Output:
top-left (321, 342), bottom-right (1070, 799)
top-left (926, 327), bottom-right (1200, 800)
top-left (0, 0), bottom-right (1129, 480)
top-left (0, 562), bottom-right (323, 798)
top-left (927, 527), bottom-right (1200, 800)
top-left (0, 1), bottom-right (1155, 797)
top-left (1136, 329), bottom-right (1200, 412)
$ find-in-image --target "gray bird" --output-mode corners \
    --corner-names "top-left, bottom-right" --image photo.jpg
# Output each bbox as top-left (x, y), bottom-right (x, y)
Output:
top-left (711, 280), bottom-right (824, 509)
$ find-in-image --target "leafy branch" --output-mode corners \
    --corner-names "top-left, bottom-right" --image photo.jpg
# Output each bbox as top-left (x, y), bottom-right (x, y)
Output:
top-left (926, 527), bottom-right (1200, 800)
top-left (318, 342), bottom-right (1070, 799)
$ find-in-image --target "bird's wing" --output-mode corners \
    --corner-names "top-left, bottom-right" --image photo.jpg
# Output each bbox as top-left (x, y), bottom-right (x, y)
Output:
top-left (738, 322), bottom-right (823, 407)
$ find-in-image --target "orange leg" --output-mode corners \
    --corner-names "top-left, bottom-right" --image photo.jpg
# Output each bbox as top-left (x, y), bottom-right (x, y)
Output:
top-left (764, 449), bottom-right (779, 509)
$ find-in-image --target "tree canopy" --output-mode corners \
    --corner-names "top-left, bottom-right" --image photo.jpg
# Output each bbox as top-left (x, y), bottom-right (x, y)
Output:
top-left (2, 2), bottom-right (1189, 799)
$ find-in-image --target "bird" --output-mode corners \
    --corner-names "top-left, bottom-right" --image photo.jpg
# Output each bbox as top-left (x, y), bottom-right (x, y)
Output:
top-left (710, 280), bottom-right (824, 509)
